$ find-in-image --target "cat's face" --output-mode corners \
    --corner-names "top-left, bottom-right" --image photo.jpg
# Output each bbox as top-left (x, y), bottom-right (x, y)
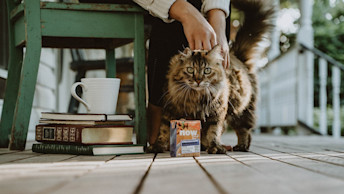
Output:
top-left (168, 45), bottom-right (225, 92)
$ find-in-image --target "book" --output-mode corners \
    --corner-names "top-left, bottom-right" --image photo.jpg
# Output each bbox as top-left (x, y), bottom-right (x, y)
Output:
top-left (39, 119), bottom-right (125, 126)
top-left (32, 143), bottom-right (144, 156)
top-left (35, 124), bottom-right (134, 145)
top-left (41, 112), bottom-right (132, 121)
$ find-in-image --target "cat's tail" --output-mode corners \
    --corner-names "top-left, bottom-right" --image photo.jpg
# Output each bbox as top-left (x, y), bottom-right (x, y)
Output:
top-left (231, 0), bottom-right (276, 69)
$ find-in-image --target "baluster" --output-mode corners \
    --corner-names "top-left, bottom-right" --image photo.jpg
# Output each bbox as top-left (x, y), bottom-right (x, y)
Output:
top-left (332, 66), bottom-right (341, 138)
top-left (319, 58), bottom-right (327, 135)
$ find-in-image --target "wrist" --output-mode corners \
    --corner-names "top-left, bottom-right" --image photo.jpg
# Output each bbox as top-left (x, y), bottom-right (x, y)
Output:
top-left (169, 0), bottom-right (201, 24)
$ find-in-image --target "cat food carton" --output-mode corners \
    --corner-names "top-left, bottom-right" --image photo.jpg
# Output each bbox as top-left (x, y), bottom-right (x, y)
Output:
top-left (170, 120), bottom-right (201, 157)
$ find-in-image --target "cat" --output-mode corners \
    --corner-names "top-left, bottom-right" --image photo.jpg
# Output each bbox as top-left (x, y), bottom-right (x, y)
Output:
top-left (147, 0), bottom-right (275, 153)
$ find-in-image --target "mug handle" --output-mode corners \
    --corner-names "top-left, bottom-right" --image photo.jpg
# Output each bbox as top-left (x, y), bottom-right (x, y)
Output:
top-left (70, 82), bottom-right (91, 112)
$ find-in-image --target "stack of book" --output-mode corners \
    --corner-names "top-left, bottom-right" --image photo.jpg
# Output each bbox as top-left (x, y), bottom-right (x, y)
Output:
top-left (32, 112), bottom-right (144, 156)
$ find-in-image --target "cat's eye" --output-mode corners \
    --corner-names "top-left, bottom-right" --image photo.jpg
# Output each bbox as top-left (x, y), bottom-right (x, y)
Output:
top-left (204, 68), bottom-right (212, 74)
top-left (187, 67), bottom-right (194, 74)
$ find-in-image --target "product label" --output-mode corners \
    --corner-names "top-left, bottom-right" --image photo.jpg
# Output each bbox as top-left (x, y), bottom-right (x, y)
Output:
top-left (181, 139), bottom-right (200, 154)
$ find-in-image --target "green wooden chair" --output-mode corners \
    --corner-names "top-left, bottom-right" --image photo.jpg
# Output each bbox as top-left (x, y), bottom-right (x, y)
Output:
top-left (0, 0), bottom-right (147, 150)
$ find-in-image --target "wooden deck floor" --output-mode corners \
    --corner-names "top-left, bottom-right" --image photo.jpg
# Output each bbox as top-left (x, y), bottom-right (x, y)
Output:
top-left (1, 133), bottom-right (344, 194)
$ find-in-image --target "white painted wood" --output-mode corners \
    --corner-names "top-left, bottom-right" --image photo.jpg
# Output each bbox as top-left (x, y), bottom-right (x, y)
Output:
top-left (258, 47), bottom-right (298, 127)
top-left (297, 0), bottom-right (314, 47)
top-left (268, 0), bottom-right (281, 60)
top-left (332, 66), bottom-right (341, 139)
top-left (297, 49), bottom-right (314, 127)
top-left (36, 63), bottom-right (56, 89)
top-left (141, 153), bottom-right (219, 194)
top-left (32, 85), bottom-right (56, 110)
top-left (319, 58), bottom-right (328, 135)
top-left (40, 48), bottom-right (58, 68)
top-left (58, 49), bottom-right (76, 113)
top-left (0, 68), bottom-right (7, 79)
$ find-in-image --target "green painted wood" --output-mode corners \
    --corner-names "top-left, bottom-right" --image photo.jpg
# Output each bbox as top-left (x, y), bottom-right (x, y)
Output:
top-left (105, 49), bottom-right (116, 78)
top-left (9, 3), bottom-right (23, 20)
top-left (14, 16), bottom-right (25, 46)
top-left (41, 9), bottom-right (135, 39)
top-left (0, 1), bottom-right (23, 148)
top-left (40, 2), bottom-right (144, 13)
top-left (133, 13), bottom-right (147, 146)
top-left (9, 0), bottom-right (42, 150)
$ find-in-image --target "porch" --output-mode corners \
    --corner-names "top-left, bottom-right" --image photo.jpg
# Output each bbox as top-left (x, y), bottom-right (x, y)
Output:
top-left (1, 133), bottom-right (344, 194)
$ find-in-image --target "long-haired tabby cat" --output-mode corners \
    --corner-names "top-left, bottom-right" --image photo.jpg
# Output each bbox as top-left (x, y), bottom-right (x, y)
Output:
top-left (148, 0), bottom-right (275, 153)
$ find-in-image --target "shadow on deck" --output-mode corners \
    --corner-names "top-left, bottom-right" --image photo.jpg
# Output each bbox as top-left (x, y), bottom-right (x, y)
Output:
top-left (1, 133), bottom-right (344, 194)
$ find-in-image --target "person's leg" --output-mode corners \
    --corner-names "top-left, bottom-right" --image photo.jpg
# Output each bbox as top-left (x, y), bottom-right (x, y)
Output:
top-left (146, 17), bottom-right (187, 145)
top-left (147, 103), bottom-right (162, 144)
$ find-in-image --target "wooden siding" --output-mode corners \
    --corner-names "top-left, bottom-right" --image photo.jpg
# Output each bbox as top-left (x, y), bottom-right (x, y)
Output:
top-left (258, 46), bottom-right (299, 127)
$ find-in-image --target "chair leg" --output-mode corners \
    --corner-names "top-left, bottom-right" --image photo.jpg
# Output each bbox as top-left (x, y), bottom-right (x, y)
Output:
top-left (8, 43), bottom-right (42, 150)
top-left (0, 47), bottom-right (23, 148)
top-left (8, 0), bottom-right (42, 150)
top-left (133, 14), bottom-right (147, 145)
top-left (106, 49), bottom-right (116, 78)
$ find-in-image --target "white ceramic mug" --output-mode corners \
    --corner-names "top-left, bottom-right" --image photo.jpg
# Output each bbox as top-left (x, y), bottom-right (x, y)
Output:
top-left (71, 78), bottom-right (121, 114)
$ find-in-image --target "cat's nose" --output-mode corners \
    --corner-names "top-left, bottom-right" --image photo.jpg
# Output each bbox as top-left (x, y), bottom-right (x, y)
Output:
top-left (196, 80), bottom-right (201, 85)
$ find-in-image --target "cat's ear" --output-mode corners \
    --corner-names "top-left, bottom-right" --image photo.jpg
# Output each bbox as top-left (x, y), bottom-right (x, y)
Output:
top-left (207, 45), bottom-right (223, 61)
top-left (179, 47), bottom-right (192, 59)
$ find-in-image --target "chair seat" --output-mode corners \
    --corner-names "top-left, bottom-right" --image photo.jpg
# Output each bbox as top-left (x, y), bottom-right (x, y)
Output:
top-left (11, 2), bottom-right (144, 48)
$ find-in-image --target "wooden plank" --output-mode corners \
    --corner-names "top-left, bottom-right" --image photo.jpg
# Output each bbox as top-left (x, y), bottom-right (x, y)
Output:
top-left (0, 2), bottom-right (24, 147)
top-left (40, 2), bottom-right (144, 12)
top-left (0, 150), bottom-right (41, 164)
top-left (8, 0), bottom-right (42, 150)
top-left (140, 153), bottom-right (222, 194)
top-left (41, 9), bottom-right (135, 39)
top-left (196, 153), bottom-right (295, 194)
top-left (105, 49), bottom-right (116, 78)
top-left (0, 148), bottom-right (18, 155)
top-left (257, 139), bottom-right (344, 160)
top-left (251, 145), bottom-right (344, 180)
top-left (319, 58), bottom-right (328, 135)
top-left (229, 148), bottom-right (344, 194)
top-left (332, 65), bottom-right (341, 138)
top-left (49, 154), bottom-right (155, 194)
top-left (133, 13), bottom-right (147, 145)
top-left (0, 153), bottom-right (114, 194)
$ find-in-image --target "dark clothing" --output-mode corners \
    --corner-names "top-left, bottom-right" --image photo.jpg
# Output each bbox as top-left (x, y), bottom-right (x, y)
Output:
top-left (147, 0), bottom-right (230, 106)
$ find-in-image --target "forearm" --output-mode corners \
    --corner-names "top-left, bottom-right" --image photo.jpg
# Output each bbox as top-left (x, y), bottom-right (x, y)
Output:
top-left (207, 9), bottom-right (227, 38)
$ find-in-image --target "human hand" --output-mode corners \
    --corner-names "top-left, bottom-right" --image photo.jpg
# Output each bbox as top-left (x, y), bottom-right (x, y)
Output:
top-left (169, 0), bottom-right (217, 50)
top-left (207, 9), bottom-right (230, 69)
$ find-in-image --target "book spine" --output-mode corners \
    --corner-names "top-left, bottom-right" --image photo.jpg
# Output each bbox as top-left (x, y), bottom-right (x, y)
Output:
top-left (32, 144), bottom-right (94, 155)
top-left (36, 125), bottom-right (83, 144)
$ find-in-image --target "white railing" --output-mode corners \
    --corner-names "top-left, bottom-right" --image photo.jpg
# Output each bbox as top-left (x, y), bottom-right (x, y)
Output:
top-left (301, 44), bottom-right (344, 138)
top-left (257, 43), bottom-right (343, 138)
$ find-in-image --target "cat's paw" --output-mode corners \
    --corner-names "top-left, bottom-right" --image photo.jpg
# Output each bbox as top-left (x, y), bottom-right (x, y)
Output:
top-left (233, 144), bottom-right (249, 152)
top-left (206, 144), bottom-right (228, 154)
top-left (146, 144), bottom-right (165, 153)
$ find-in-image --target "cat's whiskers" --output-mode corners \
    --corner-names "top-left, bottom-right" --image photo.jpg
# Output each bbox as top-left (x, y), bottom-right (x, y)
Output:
top-left (164, 83), bottom-right (188, 109)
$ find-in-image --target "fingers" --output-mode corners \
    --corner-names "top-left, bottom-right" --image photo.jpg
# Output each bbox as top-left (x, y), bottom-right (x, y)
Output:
top-left (195, 40), bottom-right (203, 50)
top-left (210, 38), bottom-right (217, 49)
top-left (223, 52), bottom-right (229, 69)
top-left (202, 41), bottom-right (212, 51)
top-left (191, 33), bottom-right (216, 51)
